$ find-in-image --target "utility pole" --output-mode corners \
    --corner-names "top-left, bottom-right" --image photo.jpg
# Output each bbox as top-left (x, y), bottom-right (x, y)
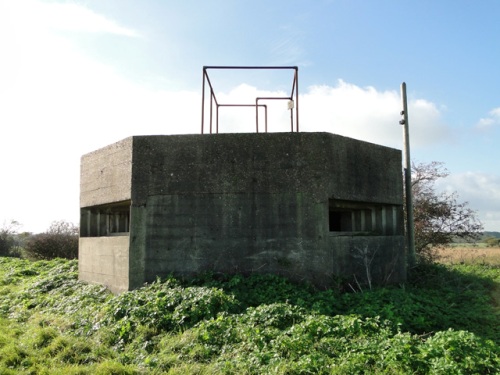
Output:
top-left (400, 82), bottom-right (416, 269)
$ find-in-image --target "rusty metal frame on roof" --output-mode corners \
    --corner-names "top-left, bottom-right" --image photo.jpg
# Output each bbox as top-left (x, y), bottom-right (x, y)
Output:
top-left (201, 66), bottom-right (299, 134)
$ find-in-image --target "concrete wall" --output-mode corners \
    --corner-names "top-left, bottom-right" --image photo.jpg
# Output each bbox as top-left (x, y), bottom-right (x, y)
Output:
top-left (130, 133), bottom-right (401, 204)
top-left (79, 132), bottom-right (405, 292)
top-left (141, 192), bottom-right (330, 286)
top-left (78, 236), bottom-right (130, 293)
top-left (329, 236), bottom-right (406, 285)
top-left (79, 138), bottom-right (133, 292)
top-left (80, 137), bottom-right (132, 208)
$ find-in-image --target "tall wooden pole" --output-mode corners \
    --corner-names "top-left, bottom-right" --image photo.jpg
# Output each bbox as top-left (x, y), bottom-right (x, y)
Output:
top-left (400, 82), bottom-right (416, 268)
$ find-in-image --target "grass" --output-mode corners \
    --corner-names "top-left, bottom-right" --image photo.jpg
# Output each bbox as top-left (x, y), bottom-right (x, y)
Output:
top-left (436, 245), bottom-right (500, 265)
top-left (0, 256), bottom-right (499, 374)
top-left (436, 245), bottom-right (500, 317)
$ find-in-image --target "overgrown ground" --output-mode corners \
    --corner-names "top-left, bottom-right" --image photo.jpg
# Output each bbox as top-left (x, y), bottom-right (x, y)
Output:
top-left (0, 253), bottom-right (499, 374)
top-left (437, 245), bottom-right (500, 266)
top-left (436, 245), bottom-right (500, 318)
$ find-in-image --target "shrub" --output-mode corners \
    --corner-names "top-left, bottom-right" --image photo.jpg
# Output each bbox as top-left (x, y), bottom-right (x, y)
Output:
top-left (0, 220), bottom-right (21, 257)
top-left (0, 237), bottom-right (10, 257)
top-left (24, 221), bottom-right (78, 260)
top-left (485, 237), bottom-right (500, 247)
top-left (411, 162), bottom-right (483, 263)
top-left (99, 278), bottom-right (240, 345)
top-left (1, 258), bottom-right (499, 374)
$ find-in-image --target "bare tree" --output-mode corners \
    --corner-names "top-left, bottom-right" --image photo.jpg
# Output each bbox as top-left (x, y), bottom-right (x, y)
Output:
top-left (411, 162), bottom-right (483, 262)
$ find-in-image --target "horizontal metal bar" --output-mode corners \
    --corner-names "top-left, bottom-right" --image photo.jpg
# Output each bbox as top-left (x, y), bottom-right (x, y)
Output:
top-left (219, 104), bottom-right (267, 107)
top-left (256, 97), bottom-right (293, 100)
top-left (201, 66), bottom-right (299, 134)
top-left (204, 66), bottom-right (298, 70)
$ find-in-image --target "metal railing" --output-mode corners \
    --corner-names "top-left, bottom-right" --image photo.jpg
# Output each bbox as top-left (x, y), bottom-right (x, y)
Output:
top-left (201, 66), bottom-right (299, 134)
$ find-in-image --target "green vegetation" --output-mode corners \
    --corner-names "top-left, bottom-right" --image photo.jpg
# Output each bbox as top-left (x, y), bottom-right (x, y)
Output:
top-left (23, 221), bottom-right (79, 260)
top-left (0, 220), bottom-right (22, 257)
top-left (485, 237), bottom-right (500, 247)
top-left (0, 257), bottom-right (499, 374)
top-left (0, 220), bottom-right (79, 260)
top-left (483, 231), bottom-right (500, 240)
top-left (411, 162), bottom-right (483, 263)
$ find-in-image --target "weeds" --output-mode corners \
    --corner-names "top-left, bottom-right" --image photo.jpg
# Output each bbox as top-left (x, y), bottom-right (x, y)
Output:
top-left (0, 256), bottom-right (499, 374)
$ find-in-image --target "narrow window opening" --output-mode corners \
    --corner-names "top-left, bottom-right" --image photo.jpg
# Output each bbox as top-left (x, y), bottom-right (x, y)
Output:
top-left (80, 200), bottom-right (131, 237)
top-left (329, 211), bottom-right (341, 231)
top-left (329, 199), bottom-right (402, 236)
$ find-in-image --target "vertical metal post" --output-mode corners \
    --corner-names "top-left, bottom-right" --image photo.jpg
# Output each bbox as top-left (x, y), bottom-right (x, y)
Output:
top-left (209, 91), bottom-right (213, 134)
top-left (201, 68), bottom-right (206, 134)
top-left (295, 68), bottom-right (299, 132)
top-left (265, 105), bottom-right (268, 133)
top-left (255, 98), bottom-right (259, 133)
top-left (216, 105), bottom-right (219, 134)
top-left (400, 82), bottom-right (416, 268)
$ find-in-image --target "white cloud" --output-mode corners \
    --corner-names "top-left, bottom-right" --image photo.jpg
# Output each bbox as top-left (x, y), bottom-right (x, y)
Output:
top-left (0, 0), bottom-right (140, 37)
top-left (436, 172), bottom-right (500, 231)
top-left (299, 80), bottom-right (452, 149)
top-left (0, 0), bottom-right (192, 233)
top-left (475, 107), bottom-right (500, 130)
top-left (210, 80), bottom-right (452, 150)
top-left (0, 0), bottom-right (458, 232)
top-left (211, 84), bottom-right (290, 133)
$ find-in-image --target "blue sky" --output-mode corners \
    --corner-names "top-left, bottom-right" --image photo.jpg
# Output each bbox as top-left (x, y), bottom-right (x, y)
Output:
top-left (1, 0), bottom-right (499, 232)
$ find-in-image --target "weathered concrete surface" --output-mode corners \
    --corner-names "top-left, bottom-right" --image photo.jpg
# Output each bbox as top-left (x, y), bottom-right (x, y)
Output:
top-left (330, 236), bottom-right (406, 285)
top-left (79, 132), bottom-right (405, 292)
top-left (80, 137), bottom-right (133, 208)
top-left (141, 192), bottom-right (331, 286)
top-left (78, 236), bottom-right (130, 294)
top-left (130, 133), bottom-right (401, 204)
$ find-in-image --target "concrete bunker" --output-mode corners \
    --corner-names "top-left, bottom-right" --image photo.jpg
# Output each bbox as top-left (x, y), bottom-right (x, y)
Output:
top-left (79, 132), bottom-right (405, 293)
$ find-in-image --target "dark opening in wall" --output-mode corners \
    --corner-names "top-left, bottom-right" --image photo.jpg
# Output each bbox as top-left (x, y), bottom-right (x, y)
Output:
top-left (329, 209), bottom-right (351, 231)
top-left (80, 200), bottom-right (130, 237)
top-left (329, 199), bottom-right (402, 236)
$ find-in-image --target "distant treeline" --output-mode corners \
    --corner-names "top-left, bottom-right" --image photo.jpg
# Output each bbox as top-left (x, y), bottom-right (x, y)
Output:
top-left (450, 231), bottom-right (500, 243)
top-left (482, 231), bottom-right (500, 239)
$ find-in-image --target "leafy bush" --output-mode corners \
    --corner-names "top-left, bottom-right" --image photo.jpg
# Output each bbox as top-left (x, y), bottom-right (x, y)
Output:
top-left (411, 162), bottom-right (483, 263)
top-left (189, 311), bottom-right (500, 374)
top-left (187, 272), bottom-right (343, 315)
top-left (98, 278), bottom-right (239, 345)
top-left (419, 329), bottom-right (500, 374)
top-left (23, 220), bottom-right (78, 260)
top-left (0, 257), bottom-right (499, 374)
top-left (0, 220), bottom-right (21, 257)
top-left (485, 236), bottom-right (500, 247)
